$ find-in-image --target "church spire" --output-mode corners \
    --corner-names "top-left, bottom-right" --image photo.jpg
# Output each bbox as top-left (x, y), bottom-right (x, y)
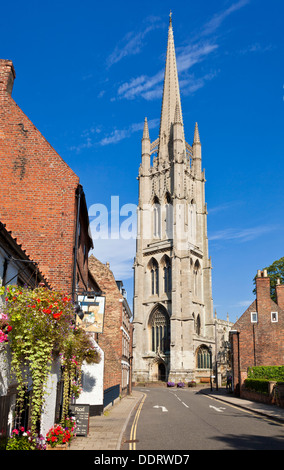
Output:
top-left (193, 122), bottom-right (200, 144)
top-left (158, 13), bottom-right (183, 160)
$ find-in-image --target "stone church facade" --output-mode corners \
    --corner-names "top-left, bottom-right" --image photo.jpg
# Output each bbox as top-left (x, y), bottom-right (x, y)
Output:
top-left (132, 16), bottom-right (218, 384)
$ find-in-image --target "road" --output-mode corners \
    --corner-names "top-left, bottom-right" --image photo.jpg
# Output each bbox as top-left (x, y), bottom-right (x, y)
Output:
top-left (121, 386), bottom-right (284, 450)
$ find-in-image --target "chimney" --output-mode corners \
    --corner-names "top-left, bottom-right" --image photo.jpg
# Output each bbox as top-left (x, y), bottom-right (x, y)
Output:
top-left (255, 269), bottom-right (271, 304)
top-left (276, 278), bottom-right (284, 310)
top-left (0, 59), bottom-right (16, 95)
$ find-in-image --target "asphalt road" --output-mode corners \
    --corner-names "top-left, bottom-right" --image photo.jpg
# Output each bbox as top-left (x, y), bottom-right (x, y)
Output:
top-left (121, 386), bottom-right (284, 450)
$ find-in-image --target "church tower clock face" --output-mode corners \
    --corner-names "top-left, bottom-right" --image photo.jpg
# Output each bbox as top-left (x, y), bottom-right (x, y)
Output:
top-left (132, 15), bottom-right (214, 384)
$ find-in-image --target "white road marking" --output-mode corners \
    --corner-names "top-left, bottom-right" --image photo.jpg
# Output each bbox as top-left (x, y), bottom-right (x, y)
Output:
top-left (209, 405), bottom-right (226, 412)
top-left (153, 405), bottom-right (168, 412)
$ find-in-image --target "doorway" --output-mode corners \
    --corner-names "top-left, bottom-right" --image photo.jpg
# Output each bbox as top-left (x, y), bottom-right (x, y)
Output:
top-left (158, 363), bottom-right (166, 381)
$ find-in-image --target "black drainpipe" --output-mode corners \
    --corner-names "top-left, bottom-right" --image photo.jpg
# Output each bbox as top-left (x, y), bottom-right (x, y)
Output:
top-left (72, 184), bottom-right (83, 302)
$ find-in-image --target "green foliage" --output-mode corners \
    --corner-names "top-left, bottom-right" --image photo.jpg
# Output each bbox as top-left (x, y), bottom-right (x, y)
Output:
top-left (2, 284), bottom-right (101, 444)
top-left (4, 285), bottom-right (74, 435)
top-left (247, 366), bottom-right (284, 381)
top-left (252, 256), bottom-right (284, 301)
top-left (244, 378), bottom-right (270, 395)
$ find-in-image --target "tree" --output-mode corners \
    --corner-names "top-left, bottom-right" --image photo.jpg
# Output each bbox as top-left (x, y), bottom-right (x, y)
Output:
top-left (253, 256), bottom-right (284, 301)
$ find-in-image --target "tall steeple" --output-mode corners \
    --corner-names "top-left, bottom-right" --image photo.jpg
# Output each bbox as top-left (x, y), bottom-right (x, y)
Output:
top-left (158, 12), bottom-right (184, 161)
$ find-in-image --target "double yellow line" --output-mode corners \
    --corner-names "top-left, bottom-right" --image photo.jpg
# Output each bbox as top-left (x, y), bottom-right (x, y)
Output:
top-left (129, 393), bottom-right (146, 450)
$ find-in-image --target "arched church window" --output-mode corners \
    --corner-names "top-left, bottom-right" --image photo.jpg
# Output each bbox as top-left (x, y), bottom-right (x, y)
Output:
top-left (197, 346), bottom-right (212, 369)
top-left (193, 260), bottom-right (200, 297)
top-left (153, 197), bottom-right (161, 239)
top-left (189, 199), bottom-right (197, 243)
top-left (149, 305), bottom-right (170, 354)
top-left (161, 255), bottom-right (172, 293)
top-left (196, 314), bottom-right (201, 335)
top-left (165, 193), bottom-right (173, 239)
top-left (148, 258), bottom-right (159, 296)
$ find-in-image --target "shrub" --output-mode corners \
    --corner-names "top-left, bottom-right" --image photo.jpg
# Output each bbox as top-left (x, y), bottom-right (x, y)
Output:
top-left (247, 366), bottom-right (284, 381)
top-left (244, 378), bottom-right (270, 395)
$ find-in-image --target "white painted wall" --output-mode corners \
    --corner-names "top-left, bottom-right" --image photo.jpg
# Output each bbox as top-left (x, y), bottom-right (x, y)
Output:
top-left (76, 339), bottom-right (104, 409)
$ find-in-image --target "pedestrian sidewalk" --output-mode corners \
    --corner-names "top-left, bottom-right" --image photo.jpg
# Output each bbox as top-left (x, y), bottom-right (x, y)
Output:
top-left (200, 386), bottom-right (284, 424)
top-left (68, 386), bottom-right (284, 451)
top-left (68, 390), bottom-right (144, 451)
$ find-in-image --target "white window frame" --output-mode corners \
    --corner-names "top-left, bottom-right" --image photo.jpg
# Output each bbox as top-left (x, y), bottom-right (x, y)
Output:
top-left (251, 311), bottom-right (258, 323)
top-left (271, 311), bottom-right (278, 323)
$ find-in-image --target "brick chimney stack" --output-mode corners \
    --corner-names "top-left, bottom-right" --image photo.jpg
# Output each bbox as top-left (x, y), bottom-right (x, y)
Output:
top-left (275, 278), bottom-right (284, 310)
top-left (256, 269), bottom-right (271, 311)
top-left (0, 59), bottom-right (16, 95)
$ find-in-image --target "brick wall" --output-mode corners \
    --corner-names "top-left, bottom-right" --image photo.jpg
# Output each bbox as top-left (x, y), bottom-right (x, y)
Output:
top-left (231, 270), bottom-right (284, 394)
top-left (0, 59), bottom-right (92, 293)
top-left (88, 255), bottom-right (123, 392)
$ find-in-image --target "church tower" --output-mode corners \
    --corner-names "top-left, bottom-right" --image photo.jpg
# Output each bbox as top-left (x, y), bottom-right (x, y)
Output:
top-left (133, 15), bottom-right (215, 384)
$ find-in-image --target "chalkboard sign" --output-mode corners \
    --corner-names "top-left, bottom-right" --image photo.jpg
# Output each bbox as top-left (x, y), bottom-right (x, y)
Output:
top-left (69, 404), bottom-right (90, 437)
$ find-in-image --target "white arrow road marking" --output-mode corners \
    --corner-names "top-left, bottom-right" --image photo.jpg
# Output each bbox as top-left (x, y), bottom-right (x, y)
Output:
top-left (153, 405), bottom-right (168, 412)
top-left (209, 405), bottom-right (226, 412)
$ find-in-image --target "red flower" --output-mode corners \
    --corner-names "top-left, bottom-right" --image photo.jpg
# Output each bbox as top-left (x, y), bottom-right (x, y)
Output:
top-left (53, 312), bottom-right (62, 320)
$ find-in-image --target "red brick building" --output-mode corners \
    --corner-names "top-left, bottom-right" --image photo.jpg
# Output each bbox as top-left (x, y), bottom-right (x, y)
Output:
top-left (0, 59), bottom-right (93, 295)
top-left (88, 255), bottom-right (133, 407)
top-left (230, 269), bottom-right (284, 395)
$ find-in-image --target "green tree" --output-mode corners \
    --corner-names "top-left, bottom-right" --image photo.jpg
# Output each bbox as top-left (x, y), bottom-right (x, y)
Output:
top-left (253, 256), bottom-right (284, 301)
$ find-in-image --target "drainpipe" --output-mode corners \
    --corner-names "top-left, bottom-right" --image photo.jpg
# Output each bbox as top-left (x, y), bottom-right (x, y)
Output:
top-left (72, 184), bottom-right (83, 302)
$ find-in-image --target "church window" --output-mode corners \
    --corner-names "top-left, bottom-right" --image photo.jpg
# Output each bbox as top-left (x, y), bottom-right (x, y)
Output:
top-left (197, 346), bottom-right (212, 369)
top-left (153, 197), bottom-right (161, 239)
top-left (189, 200), bottom-right (196, 243)
top-left (193, 260), bottom-right (201, 297)
top-left (196, 314), bottom-right (201, 335)
top-left (165, 193), bottom-right (173, 239)
top-left (149, 258), bottom-right (159, 296)
top-left (162, 256), bottom-right (172, 293)
top-left (149, 306), bottom-right (170, 354)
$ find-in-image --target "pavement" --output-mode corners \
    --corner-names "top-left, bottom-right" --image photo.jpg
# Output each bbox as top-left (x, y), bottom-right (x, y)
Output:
top-left (68, 385), bottom-right (284, 451)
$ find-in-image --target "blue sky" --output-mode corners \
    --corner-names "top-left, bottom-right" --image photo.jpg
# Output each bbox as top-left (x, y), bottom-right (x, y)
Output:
top-left (1, 0), bottom-right (283, 323)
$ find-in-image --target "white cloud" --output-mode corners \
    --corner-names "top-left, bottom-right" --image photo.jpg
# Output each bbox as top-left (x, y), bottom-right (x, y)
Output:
top-left (106, 17), bottom-right (163, 68)
top-left (90, 237), bottom-right (136, 280)
top-left (209, 224), bottom-right (277, 242)
top-left (201, 0), bottom-right (250, 37)
top-left (99, 118), bottom-right (159, 146)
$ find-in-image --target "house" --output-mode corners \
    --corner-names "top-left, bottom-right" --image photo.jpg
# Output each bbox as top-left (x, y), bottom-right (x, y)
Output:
top-left (0, 58), bottom-right (94, 438)
top-left (0, 221), bottom-right (49, 439)
top-left (0, 59), bottom-right (93, 296)
top-left (230, 269), bottom-right (284, 395)
top-left (88, 255), bottom-right (133, 409)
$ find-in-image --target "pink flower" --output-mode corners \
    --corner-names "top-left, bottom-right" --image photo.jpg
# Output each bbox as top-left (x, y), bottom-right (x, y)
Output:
top-left (12, 429), bottom-right (19, 435)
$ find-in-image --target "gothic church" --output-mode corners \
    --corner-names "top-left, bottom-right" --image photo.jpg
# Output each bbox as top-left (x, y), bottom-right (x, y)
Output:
top-left (133, 16), bottom-right (216, 383)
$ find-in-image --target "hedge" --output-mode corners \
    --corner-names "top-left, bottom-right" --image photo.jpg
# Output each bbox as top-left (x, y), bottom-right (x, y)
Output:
top-left (247, 366), bottom-right (284, 381)
top-left (244, 378), bottom-right (270, 395)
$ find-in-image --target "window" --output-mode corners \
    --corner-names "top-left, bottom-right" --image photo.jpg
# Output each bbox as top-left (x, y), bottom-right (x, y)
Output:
top-left (271, 312), bottom-right (278, 322)
top-left (197, 347), bottom-right (212, 369)
top-left (165, 193), bottom-right (173, 239)
top-left (149, 306), bottom-right (170, 354)
top-left (162, 255), bottom-right (172, 293)
top-left (148, 258), bottom-right (159, 296)
top-left (153, 197), bottom-right (161, 239)
top-left (251, 312), bottom-right (258, 323)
